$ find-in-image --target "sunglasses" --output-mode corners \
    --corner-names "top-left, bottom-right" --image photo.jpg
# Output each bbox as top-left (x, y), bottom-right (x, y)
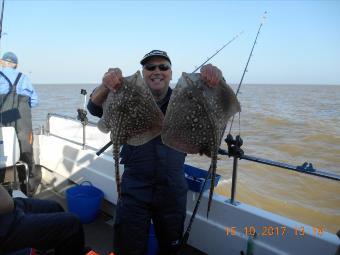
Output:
top-left (143, 63), bottom-right (171, 71)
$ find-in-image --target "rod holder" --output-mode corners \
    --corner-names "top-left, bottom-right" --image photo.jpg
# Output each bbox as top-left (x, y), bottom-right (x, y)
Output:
top-left (225, 134), bottom-right (244, 205)
top-left (77, 89), bottom-right (88, 150)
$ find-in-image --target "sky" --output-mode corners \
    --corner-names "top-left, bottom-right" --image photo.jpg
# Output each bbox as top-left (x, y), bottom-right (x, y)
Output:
top-left (1, 0), bottom-right (339, 85)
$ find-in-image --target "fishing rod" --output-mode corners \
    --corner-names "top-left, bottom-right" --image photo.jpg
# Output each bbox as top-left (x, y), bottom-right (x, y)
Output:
top-left (0, 0), bottom-right (5, 56)
top-left (179, 165), bottom-right (212, 252)
top-left (226, 12), bottom-right (266, 205)
top-left (177, 31), bottom-right (247, 253)
top-left (180, 23), bottom-right (262, 232)
top-left (0, 0), bottom-right (5, 41)
top-left (192, 31), bottom-right (243, 73)
top-left (225, 11), bottom-right (339, 207)
top-left (229, 11), bottom-right (266, 134)
top-left (96, 31), bottom-right (243, 156)
top-left (236, 12), bottom-right (266, 96)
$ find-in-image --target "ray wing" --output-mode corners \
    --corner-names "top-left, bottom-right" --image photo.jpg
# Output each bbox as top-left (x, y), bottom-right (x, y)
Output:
top-left (98, 71), bottom-right (164, 146)
top-left (162, 72), bottom-right (241, 217)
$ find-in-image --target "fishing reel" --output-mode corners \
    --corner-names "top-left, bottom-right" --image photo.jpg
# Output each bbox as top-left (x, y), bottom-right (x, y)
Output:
top-left (225, 134), bottom-right (244, 158)
top-left (77, 108), bottom-right (88, 125)
top-left (77, 89), bottom-right (88, 125)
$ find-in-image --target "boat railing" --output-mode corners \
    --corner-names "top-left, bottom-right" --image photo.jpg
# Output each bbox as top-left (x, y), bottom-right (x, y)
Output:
top-left (220, 134), bottom-right (340, 205)
top-left (45, 113), bottom-right (97, 136)
top-left (45, 112), bottom-right (101, 150)
top-left (44, 112), bottom-right (340, 207)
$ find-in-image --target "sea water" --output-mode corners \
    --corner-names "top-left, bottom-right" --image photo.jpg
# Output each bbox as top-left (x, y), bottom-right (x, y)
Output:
top-left (32, 83), bottom-right (340, 234)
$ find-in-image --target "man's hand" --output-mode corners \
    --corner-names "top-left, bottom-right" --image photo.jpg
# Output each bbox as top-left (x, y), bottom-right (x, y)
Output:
top-left (102, 68), bottom-right (123, 92)
top-left (200, 64), bottom-right (223, 87)
top-left (89, 68), bottom-right (123, 107)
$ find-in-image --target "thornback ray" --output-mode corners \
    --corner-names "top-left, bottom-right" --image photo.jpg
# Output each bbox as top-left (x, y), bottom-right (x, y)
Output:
top-left (97, 71), bottom-right (164, 197)
top-left (162, 72), bottom-right (241, 217)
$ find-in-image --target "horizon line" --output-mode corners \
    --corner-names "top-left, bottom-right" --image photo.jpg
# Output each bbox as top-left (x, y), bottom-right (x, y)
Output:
top-left (33, 82), bottom-right (340, 86)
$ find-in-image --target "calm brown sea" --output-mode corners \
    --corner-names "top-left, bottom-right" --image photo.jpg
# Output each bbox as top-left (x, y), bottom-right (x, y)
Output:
top-left (32, 83), bottom-right (340, 234)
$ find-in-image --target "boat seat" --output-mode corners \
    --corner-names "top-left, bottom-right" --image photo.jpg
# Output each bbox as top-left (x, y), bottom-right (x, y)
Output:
top-left (0, 126), bottom-right (29, 194)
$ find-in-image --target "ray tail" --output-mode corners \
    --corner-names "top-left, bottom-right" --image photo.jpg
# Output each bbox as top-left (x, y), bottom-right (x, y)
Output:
top-left (113, 143), bottom-right (121, 199)
top-left (207, 149), bottom-right (217, 218)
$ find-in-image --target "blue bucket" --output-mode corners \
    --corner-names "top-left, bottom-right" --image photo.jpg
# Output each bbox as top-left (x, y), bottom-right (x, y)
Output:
top-left (66, 181), bottom-right (104, 224)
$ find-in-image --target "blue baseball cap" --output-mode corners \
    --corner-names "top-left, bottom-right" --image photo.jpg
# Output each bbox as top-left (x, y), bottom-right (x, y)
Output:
top-left (140, 50), bottom-right (171, 65)
top-left (2, 52), bottom-right (18, 64)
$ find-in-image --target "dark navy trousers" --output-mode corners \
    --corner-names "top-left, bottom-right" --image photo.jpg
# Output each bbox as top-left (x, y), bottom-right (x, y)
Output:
top-left (113, 138), bottom-right (187, 255)
top-left (0, 198), bottom-right (84, 255)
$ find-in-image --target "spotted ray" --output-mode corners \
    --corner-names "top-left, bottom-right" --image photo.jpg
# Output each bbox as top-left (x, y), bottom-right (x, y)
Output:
top-left (162, 72), bottom-right (241, 216)
top-left (98, 71), bottom-right (164, 198)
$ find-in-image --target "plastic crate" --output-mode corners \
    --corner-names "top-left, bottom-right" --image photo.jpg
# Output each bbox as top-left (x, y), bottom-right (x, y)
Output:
top-left (183, 164), bottom-right (221, 192)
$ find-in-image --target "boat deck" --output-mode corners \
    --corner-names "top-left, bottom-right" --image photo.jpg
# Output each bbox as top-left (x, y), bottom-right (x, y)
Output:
top-left (35, 182), bottom-right (205, 255)
top-left (3, 166), bottom-right (205, 255)
top-left (35, 183), bottom-right (114, 254)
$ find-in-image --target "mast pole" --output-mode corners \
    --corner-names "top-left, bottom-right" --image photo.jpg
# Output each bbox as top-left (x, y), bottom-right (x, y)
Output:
top-left (0, 0), bottom-right (5, 56)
